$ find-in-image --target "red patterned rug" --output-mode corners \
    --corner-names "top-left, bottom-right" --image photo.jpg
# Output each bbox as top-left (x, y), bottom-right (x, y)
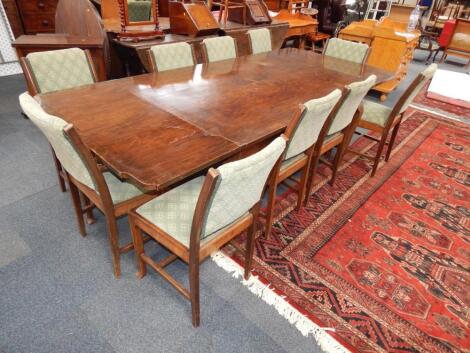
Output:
top-left (220, 110), bottom-right (470, 353)
top-left (412, 82), bottom-right (470, 121)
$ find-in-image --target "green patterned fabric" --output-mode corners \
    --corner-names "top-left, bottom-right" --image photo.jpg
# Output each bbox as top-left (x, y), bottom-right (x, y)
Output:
top-left (202, 36), bottom-right (237, 63)
top-left (26, 48), bottom-right (94, 94)
top-left (128, 0), bottom-right (152, 22)
top-left (150, 43), bottom-right (194, 72)
top-left (285, 89), bottom-right (342, 160)
top-left (136, 137), bottom-right (286, 245)
top-left (19, 93), bottom-right (143, 204)
top-left (361, 100), bottom-right (392, 127)
top-left (397, 64), bottom-right (437, 114)
top-left (328, 75), bottom-right (377, 135)
top-left (324, 38), bottom-right (369, 64)
top-left (247, 28), bottom-right (272, 54)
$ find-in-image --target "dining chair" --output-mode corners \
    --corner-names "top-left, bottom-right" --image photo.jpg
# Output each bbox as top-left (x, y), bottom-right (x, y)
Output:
top-left (128, 136), bottom-right (287, 327)
top-left (201, 36), bottom-right (238, 63)
top-left (148, 42), bottom-right (196, 72)
top-left (349, 64), bottom-right (438, 177)
top-left (304, 74), bottom-right (377, 197)
top-left (19, 92), bottom-right (155, 278)
top-left (247, 28), bottom-right (273, 55)
top-left (323, 37), bottom-right (370, 66)
top-left (264, 89), bottom-right (344, 237)
top-left (19, 48), bottom-right (99, 194)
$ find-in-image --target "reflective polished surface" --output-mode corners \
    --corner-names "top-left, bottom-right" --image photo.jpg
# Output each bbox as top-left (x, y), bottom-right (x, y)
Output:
top-left (39, 48), bottom-right (391, 191)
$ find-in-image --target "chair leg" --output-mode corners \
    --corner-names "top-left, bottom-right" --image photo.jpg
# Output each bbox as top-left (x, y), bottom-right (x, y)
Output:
top-left (189, 259), bottom-right (200, 327)
top-left (244, 204), bottom-right (260, 280)
top-left (69, 180), bottom-right (86, 237)
top-left (129, 215), bottom-right (147, 279)
top-left (81, 193), bottom-right (96, 224)
top-left (330, 142), bottom-right (348, 186)
top-left (51, 147), bottom-right (66, 192)
top-left (104, 212), bottom-right (121, 278)
top-left (370, 132), bottom-right (388, 177)
top-left (264, 180), bottom-right (277, 239)
top-left (303, 151), bottom-right (320, 206)
top-left (385, 122), bottom-right (400, 162)
top-left (296, 165), bottom-right (309, 210)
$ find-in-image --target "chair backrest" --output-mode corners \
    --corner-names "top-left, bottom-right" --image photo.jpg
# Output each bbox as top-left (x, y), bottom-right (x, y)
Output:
top-left (285, 89), bottom-right (342, 160)
top-left (393, 64), bottom-right (438, 116)
top-left (328, 75), bottom-right (377, 135)
top-left (19, 92), bottom-right (96, 191)
top-left (247, 28), bottom-right (272, 55)
top-left (22, 48), bottom-right (96, 95)
top-left (149, 42), bottom-right (195, 72)
top-left (199, 136), bottom-right (286, 238)
top-left (202, 36), bottom-right (237, 63)
top-left (323, 38), bottom-right (370, 65)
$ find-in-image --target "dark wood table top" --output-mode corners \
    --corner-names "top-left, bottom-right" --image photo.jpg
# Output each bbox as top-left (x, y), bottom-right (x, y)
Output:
top-left (39, 48), bottom-right (392, 191)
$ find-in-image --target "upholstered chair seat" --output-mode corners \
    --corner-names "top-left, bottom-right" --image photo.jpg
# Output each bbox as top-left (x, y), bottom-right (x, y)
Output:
top-left (202, 36), bottom-right (238, 63)
top-left (323, 38), bottom-right (370, 65)
top-left (129, 137), bottom-right (286, 326)
top-left (280, 153), bottom-right (307, 171)
top-left (148, 42), bottom-right (195, 72)
top-left (350, 64), bottom-right (438, 177)
top-left (361, 100), bottom-right (393, 127)
top-left (19, 92), bottom-right (153, 277)
top-left (247, 28), bottom-right (272, 54)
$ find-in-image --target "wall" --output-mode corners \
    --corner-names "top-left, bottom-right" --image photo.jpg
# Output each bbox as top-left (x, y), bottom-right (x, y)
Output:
top-left (0, 1), bottom-right (21, 76)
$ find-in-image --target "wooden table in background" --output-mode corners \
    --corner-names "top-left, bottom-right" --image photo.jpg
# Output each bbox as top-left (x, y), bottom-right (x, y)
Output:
top-left (39, 49), bottom-right (391, 191)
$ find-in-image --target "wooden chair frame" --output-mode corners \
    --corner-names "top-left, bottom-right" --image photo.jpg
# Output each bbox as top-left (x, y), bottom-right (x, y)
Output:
top-left (264, 92), bottom-right (346, 237)
top-left (147, 43), bottom-right (198, 73)
top-left (212, 0), bottom-right (246, 26)
top-left (201, 37), bottom-right (239, 63)
top-left (348, 71), bottom-right (429, 177)
top-left (322, 38), bottom-right (371, 68)
top-left (128, 135), bottom-right (287, 327)
top-left (19, 49), bottom-right (100, 194)
top-left (440, 18), bottom-right (470, 68)
top-left (247, 28), bottom-right (273, 55)
top-left (63, 125), bottom-right (154, 278)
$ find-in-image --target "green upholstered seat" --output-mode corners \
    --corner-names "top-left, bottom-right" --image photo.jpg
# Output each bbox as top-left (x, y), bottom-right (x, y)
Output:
top-left (361, 100), bottom-right (393, 127)
top-left (247, 28), bottom-right (272, 54)
top-left (150, 42), bottom-right (194, 72)
top-left (19, 92), bottom-right (143, 205)
top-left (202, 36), bottom-right (237, 63)
top-left (136, 137), bottom-right (286, 245)
top-left (324, 38), bottom-right (369, 64)
top-left (25, 48), bottom-right (94, 94)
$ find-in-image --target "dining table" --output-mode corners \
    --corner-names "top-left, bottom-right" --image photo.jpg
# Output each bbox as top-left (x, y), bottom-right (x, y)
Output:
top-left (38, 48), bottom-right (392, 192)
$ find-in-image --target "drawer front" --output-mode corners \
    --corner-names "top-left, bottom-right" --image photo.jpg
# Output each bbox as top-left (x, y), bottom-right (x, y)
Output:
top-left (17, 0), bottom-right (58, 13)
top-left (20, 12), bottom-right (56, 33)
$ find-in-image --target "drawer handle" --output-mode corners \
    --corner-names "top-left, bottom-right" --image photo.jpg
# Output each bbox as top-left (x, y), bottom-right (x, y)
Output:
top-left (42, 20), bottom-right (49, 26)
top-left (38, 2), bottom-right (46, 8)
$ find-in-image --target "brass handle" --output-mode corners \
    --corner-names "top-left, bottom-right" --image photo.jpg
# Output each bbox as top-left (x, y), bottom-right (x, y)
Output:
top-left (38, 2), bottom-right (45, 8)
top-left (42, 20), bottom-right (49, 26)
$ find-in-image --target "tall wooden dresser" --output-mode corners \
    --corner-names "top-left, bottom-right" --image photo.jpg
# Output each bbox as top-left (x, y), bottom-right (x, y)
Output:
top-left (3, 0), bottom-right (58, 37)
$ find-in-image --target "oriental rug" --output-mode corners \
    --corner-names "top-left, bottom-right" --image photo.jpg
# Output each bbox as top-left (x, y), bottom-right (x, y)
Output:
top-left (219, 110), bottom-right (470, 353)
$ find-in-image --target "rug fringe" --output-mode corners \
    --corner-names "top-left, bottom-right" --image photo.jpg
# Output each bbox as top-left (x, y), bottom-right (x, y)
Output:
top-left (211, 251), bottom-right (351, 353)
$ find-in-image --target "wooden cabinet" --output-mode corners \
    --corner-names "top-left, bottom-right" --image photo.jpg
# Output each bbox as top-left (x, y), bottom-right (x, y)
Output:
top-left (2, 0), bottom-right (58, 36)
top-left (339, 17), bottom-right (420, 101)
